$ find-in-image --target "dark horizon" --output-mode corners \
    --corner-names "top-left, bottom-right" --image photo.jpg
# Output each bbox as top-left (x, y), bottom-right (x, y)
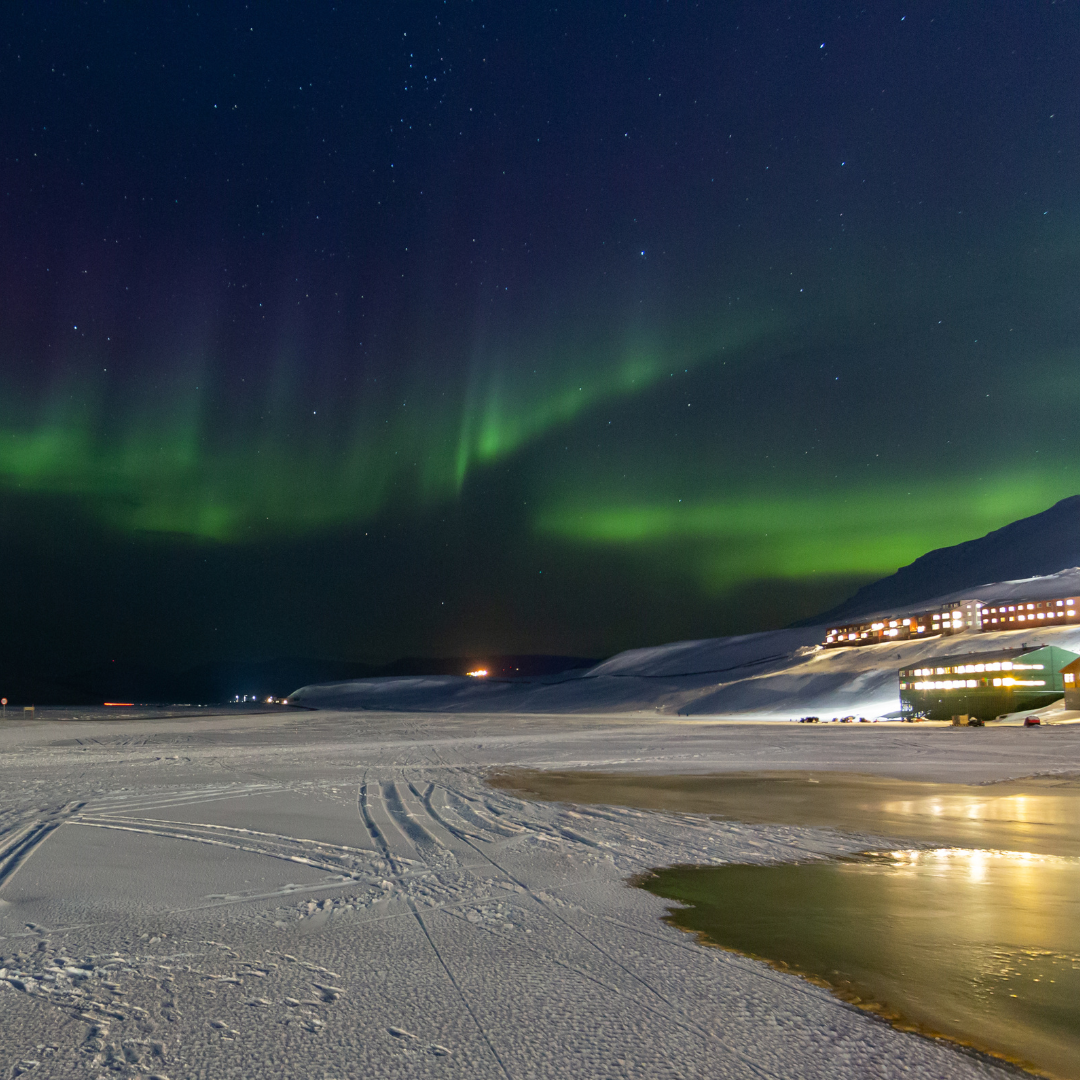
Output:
top-left (3, 2), bottom-right (1080, 686)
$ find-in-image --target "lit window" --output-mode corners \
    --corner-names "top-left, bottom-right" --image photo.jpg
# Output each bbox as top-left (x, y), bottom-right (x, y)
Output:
top-left (1057, 601), bottom-right (1064, 606)
top-left (1038, 613), bottom-right (1045, 619)
top-left (1028, 604), bottom-right (1035, 610)
top-left (1070, 610), bottom-right (1077, 617)
top-left (1019, 615), bottom-right (1026, 621)
top-left (993, 678), bottom-right (1002, 686)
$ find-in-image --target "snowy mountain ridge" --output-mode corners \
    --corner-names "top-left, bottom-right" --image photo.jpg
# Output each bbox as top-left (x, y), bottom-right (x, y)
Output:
top-left (291, 498), bottom-right (1080, 719)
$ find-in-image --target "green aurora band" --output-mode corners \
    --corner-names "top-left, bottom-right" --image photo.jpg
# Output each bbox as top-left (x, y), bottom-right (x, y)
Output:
top-left (3, 267), bottom-right (1078, 605)
top-left (0, 316), bottom-right (763, 542)
top-left (535, 476), bottom-right (1080, 593)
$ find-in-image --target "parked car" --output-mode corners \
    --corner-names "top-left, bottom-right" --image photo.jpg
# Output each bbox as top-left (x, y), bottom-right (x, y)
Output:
top-left (1024, 715), bottom-right (1041, 727)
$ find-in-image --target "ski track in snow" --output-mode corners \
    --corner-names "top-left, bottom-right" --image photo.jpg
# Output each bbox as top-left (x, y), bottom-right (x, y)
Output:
top-left (1, 711), bottom-right (1068, 1079)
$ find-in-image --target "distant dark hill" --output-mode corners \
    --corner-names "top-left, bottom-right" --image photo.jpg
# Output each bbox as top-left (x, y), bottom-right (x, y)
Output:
top-left (7, 654), bottom-right (600, 706)
top-left (805, 495), bottom-right (1080, 624)
top-left (375, 655), bottom-right (599, 679)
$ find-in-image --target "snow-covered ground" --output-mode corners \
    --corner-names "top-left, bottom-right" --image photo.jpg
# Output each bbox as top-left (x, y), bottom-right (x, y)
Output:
top-left (2, 708), bottom-right (1078, 1079)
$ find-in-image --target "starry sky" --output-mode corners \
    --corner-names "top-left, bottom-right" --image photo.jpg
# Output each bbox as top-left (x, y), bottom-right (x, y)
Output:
top-left (2, 1), bottom-right (1080, 681)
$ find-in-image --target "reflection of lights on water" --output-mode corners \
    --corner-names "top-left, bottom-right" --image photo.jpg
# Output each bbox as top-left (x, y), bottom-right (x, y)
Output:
top-left (880, 847), bottom-right (1064, 872)
top-left (968, 849), bottom-right (988, 882)
top-left (881, 793), bottom-right (1053, 828)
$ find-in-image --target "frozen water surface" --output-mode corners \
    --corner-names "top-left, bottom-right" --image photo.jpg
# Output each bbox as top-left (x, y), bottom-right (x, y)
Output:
top-left (1, 707), bottom-right (1077, 1078)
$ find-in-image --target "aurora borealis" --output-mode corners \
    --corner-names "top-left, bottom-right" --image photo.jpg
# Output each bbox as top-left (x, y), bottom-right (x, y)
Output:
top-left (3, 2), bottom-right (1080, 684)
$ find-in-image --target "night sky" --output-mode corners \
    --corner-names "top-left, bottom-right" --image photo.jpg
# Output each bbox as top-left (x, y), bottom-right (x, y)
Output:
top-left (3, 2), bottom-right (1080, 683)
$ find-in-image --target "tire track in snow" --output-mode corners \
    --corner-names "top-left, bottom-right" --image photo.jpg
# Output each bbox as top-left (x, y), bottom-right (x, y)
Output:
top-left (72, 814), bottom-right (378, 882)
top-left (0, 802), bottom-right (85, 893)
top-left (357, 776), bottom-right (515, 1077)
top-left (411, 775), bottom-right (779, 1079)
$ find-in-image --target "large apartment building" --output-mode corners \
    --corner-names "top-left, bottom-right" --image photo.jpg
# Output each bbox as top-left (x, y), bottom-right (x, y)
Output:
top-left (824, 599), bottom-right (982, 648)
top-left (825, 594), bottom-right (1080, 648)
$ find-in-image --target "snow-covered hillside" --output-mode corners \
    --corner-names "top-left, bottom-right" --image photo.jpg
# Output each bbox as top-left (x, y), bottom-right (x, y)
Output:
top-left (289, 569), bottom-right (1080, 718)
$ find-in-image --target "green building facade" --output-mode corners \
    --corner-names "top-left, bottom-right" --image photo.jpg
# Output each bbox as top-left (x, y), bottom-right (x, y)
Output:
top-left (898, 645), bottom-right (1079, 721)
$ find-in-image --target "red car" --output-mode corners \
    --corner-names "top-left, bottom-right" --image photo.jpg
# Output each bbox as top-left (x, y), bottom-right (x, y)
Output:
top-left (1024, 716), bottom-right (1041, 727)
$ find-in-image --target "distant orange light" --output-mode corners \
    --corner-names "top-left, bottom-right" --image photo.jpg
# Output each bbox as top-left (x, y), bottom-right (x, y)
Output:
top-left (465, 669), bottom-right (489, 678)
top-left (104, 702), bottom-right (134, 707)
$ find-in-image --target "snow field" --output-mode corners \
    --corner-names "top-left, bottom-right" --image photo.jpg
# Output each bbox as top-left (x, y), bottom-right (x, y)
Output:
top-left (2, 709), bottom-right (1076, 1078)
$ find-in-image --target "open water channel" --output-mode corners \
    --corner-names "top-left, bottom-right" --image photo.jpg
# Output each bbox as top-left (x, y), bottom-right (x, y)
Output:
top-left (495, 769), bottom-right (1080, 1079)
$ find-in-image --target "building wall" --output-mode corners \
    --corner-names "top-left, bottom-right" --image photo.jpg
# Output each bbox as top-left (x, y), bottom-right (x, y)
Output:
top-left (980, 596), bottom-right (1079, 630)
top-left (900, 688), bottom-right (1061, 721)
top-left (825, 595), bottom-right (1080, 650)
top-left (898, 645), bottom-right (1076, 721)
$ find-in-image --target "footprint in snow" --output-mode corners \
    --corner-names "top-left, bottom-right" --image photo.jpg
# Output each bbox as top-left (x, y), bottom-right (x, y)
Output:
top-left (388, 1027), bottom-right (451, 1056)
top-left (313, 982), bottom-right (343, 1002)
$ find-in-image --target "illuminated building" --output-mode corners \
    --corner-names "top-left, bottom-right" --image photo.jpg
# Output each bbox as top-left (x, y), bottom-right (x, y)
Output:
top-left (1060, 657), bottom-right (1080, 710)
top-left (824, 599), bottom-right (983, 648)
top-left (825, 594), bottom-right (1080, 649)
top-left (978, 595), bottom-right (1080, 629)
top-left (897, 645), bottom-right (1078, 721)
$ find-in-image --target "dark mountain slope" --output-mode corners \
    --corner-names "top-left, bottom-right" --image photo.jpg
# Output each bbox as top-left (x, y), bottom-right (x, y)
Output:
top-left (806, 495), bottom-right (1080, 624)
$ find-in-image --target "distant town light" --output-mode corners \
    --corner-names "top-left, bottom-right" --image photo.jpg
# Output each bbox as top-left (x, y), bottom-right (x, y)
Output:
top-left (466, 668), bottom-right (489, 678)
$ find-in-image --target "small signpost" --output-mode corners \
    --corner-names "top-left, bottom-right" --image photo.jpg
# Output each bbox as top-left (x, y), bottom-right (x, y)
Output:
top-left (1, 697), bottom-right (6, 717)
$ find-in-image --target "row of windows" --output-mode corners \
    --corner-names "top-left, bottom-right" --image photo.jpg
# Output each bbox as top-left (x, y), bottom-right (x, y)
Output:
top-left (900, 678), bottom-right (1047, 690)
top-left (901, 662), bottom-right (1044, 676)
top-left (985, 610), bottom-right (1076, 624)
top-left (985, 599), bottom-right (1077, 613)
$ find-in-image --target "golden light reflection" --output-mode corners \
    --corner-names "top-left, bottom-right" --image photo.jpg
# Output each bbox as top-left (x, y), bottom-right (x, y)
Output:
top-left (647, 846), bottom-right (1080, 1080)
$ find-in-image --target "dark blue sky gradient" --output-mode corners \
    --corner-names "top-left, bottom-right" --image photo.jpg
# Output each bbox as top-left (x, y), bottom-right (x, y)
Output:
top-left (2, 1), bottom-right (1079, 676)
